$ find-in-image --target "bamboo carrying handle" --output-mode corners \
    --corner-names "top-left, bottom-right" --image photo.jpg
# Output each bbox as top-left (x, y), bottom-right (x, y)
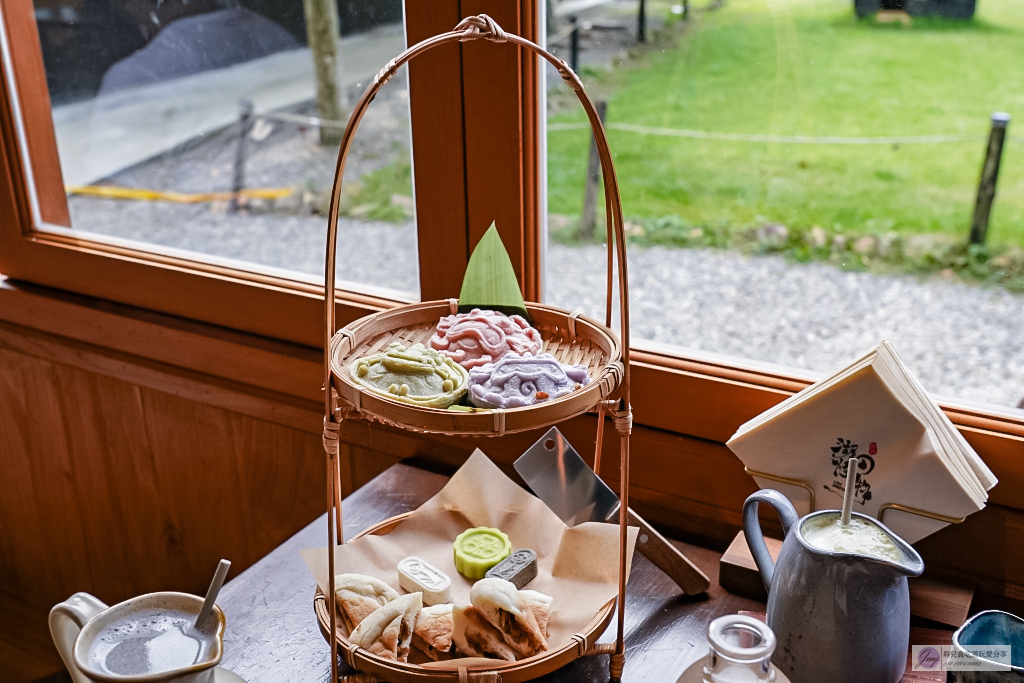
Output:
top-left (321, 14), bottom-right (635, 683)
top-left (623, 508), bottom-right (711, 595)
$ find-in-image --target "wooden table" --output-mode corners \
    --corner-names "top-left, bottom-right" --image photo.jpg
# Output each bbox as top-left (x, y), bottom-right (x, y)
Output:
top-left (217, 463), bottom-right (946, 682)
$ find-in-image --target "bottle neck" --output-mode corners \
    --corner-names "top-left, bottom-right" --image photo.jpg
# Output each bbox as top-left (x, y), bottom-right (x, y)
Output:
top-left (702, 615), bottom-right (776, 683)
top-left (703, 650), bottom-right (775, 683)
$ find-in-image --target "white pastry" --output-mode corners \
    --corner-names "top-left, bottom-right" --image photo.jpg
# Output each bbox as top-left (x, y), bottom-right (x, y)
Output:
top-left (412, 604), bottom-right (454, 661)
top-left (350, 592), bottom-right (422, 662)
top-left (519, 589), bottom-right (553, 638)
top-left (334, 573), bottom-right (400, 631)
top-left (451, 604), bottom-right (516, 661)
top-left (469, 578), bottom-right (547, 658)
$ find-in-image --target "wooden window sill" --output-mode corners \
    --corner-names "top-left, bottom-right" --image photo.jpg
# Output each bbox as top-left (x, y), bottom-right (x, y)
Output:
top-left (3, 273), bottom-right (1022, 443)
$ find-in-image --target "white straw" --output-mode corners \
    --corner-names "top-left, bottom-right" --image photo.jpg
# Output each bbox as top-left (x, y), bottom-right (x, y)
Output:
top-left (196, 559), bottom-right (231, 628)
top-left (840, 457), bottom-right (858, 526)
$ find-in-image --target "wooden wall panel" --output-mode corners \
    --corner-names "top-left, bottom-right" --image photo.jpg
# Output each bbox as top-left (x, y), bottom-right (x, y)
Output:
top-left (961, 426), bottom-right (1024, 509)
top-left (915, 504), bottom-right (1024, 601)
top-left (0, 325), bottom-right (421, 681)
top-left (0, 346), bottom-right (327, 608)
top-left (518, 0), bottom-right (540, 300)
top-left (406, 0), bottom-right (470, 301)
top-left (631, 360), bottom-right (792, 444)
top-left (460, 0), bottom-right (525, 285)
top-left (0, 590), bottom-right (70, 682)
top-left (349, 444), bottom-right (404, 505)
top-left (406, 0), bottom-right (541, 301)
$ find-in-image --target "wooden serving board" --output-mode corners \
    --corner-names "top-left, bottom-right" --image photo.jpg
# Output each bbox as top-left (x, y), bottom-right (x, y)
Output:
top-left (721, 531), bottom-right (973, 627)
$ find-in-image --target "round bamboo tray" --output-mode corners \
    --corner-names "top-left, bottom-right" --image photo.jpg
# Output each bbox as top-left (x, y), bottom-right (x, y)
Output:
top-left (329, 300), bottom-right (623, 436)
top-left (314, 512), bottom-right (616, 683)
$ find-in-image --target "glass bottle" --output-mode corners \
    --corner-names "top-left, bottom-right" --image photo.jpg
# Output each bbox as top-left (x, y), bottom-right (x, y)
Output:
top-left (702, 614), bottom-right (777, 683)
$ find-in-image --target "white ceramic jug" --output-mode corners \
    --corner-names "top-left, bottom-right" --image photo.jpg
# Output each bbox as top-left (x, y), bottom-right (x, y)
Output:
top-left (50, 591), bottom-right (225, 683)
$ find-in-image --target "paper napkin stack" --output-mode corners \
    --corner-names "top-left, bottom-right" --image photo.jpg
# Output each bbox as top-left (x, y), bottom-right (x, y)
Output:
top-left (727, 341), bottom-right (997, 543)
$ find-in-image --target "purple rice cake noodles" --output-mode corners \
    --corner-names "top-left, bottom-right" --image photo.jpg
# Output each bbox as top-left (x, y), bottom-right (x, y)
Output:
top-left (468, 352), bottom-right (590, 409)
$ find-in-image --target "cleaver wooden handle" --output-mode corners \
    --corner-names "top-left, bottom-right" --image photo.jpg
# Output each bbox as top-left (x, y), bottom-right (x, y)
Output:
top-left (620, 507), bottom-right (711, 595)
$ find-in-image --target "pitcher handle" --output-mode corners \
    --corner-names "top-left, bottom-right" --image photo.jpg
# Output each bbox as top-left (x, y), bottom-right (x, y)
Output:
top-left (743, 489), bottom-right (800, 593)
top-left (49, 592), bottom-right (108, 683)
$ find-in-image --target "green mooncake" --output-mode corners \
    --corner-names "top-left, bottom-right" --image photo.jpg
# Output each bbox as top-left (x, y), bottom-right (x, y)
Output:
top-left (349, 342), bottom-right (469, 408)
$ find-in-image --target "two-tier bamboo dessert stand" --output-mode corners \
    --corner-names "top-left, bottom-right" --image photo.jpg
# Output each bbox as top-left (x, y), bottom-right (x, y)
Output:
top-left (318, 14), bottom-right (635, 683)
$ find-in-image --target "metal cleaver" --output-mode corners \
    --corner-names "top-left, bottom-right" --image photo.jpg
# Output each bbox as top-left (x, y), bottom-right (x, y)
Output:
top-left (515, 426), bottom-right (710, 595)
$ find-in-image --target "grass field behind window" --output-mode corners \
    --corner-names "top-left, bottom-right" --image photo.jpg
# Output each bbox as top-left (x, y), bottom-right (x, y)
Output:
top-left (547, 0), bottom-right (1024, 245)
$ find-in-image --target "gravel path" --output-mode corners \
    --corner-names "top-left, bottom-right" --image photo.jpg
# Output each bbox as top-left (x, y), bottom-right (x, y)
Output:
top-left (547, 244), bottom-right (1024, 409)
top-left (68, 205), bottom-right (421, 298)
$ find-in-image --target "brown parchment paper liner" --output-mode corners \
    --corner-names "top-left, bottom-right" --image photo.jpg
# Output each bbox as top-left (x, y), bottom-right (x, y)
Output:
top-left (302, 449), bottom-right (638, 658)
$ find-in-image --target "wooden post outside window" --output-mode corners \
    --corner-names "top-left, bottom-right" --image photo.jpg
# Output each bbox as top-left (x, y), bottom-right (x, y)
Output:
top-left (405, 0), bottom-right (541, 303)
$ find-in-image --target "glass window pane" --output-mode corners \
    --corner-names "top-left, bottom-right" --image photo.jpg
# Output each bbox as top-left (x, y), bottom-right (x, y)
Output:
top-left (34, 0), bottom-right (418, 300)
top-left (544, 0), bottom-right (1024, 411)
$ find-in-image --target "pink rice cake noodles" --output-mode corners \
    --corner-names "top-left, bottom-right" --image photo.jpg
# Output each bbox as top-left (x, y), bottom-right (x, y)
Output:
top-left (429, 308), bottom-right (543, 369)
top-left (468, 352), bottom-right (591, 409)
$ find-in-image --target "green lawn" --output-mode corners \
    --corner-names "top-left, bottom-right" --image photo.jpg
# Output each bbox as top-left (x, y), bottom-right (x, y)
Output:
top-left (547, 0), bottom-right (1024, 247)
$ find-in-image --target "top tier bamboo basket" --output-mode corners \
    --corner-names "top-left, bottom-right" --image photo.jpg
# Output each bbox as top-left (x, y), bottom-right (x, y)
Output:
top-left (329, 300), bottom-right (623, 436)
top-left (319, 14), bottom-right (635, 683)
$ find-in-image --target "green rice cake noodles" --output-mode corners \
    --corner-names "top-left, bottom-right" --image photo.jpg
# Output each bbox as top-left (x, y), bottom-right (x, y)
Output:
top-left (350, 342), bottom-right (469, 408)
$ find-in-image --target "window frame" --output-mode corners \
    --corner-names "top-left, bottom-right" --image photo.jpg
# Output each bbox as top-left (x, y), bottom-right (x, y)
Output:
top-left (0, 0), bottom-right (542, 347)
top-left (0, 0), bottom-right (418, 348)
top-left (0, 0), bottom-right (1020, 481)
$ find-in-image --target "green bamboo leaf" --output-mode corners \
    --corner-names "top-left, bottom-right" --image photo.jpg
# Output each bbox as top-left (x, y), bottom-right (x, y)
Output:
top-left (458, 223), bottom-right (529, 319)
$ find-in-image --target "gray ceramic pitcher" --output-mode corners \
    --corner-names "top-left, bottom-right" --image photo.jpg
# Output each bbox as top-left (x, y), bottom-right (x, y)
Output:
top-left (743, 489), bottom-right (924, 683)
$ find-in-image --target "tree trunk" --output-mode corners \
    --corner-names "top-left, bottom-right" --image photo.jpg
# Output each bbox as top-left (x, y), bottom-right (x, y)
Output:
top-left (303, 0), bottom-right (343, 146)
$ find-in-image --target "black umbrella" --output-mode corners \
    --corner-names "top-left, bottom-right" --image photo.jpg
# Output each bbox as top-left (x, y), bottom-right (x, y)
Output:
top-left (99, 7), bottom-right (300, 94)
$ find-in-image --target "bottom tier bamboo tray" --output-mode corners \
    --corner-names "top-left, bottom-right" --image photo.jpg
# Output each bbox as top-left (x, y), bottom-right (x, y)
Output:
top-left (313, 512), bottom-right (617, 683)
